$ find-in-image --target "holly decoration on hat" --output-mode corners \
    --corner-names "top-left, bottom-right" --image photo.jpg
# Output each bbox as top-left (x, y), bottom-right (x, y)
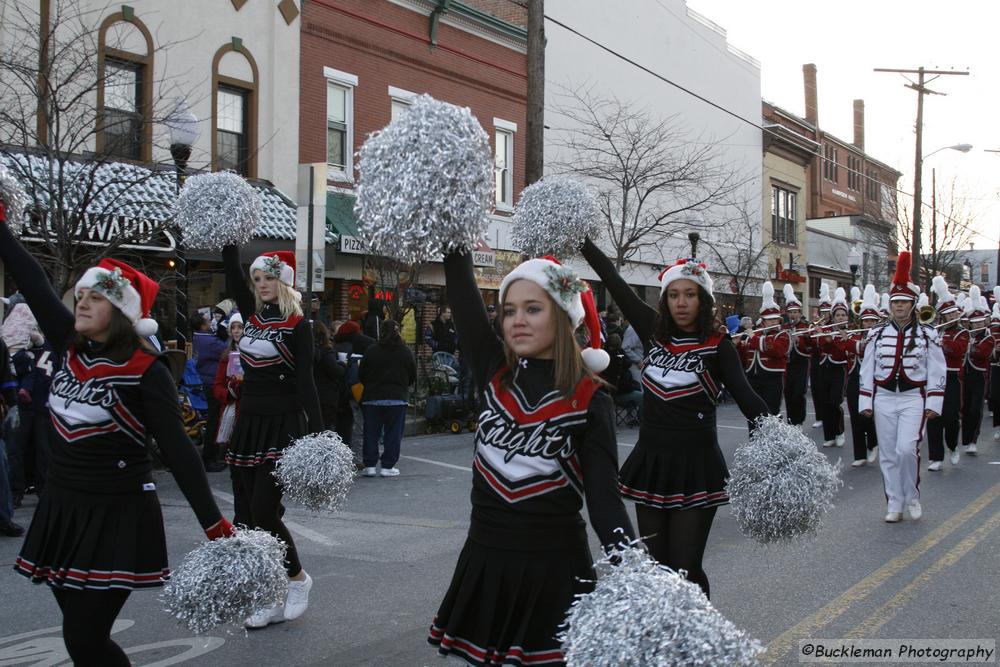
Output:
top-left (680, 260), bottom-right (705, 278)
top-left (544, 264), bottom-right (586, 306)
top-left (261, 255), bottom-right (285, 278)
top-left (93, 267), bottom-right (129, 302)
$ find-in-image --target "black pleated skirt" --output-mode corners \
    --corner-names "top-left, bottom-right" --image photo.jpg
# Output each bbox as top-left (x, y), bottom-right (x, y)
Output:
top-left (429, 531), bottom-right (593, 666)
top-left (226, 410), bottom-right (307, 468)
top-left (15, 485), bottom-right (169, 591)
top-left (618, 426), bottom-right (730, 509)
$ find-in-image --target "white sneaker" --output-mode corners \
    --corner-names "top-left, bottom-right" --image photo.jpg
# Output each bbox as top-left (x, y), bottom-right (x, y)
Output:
top-left (283, 572), bottom-right (313, 621)
top-left (822, 439), bottom-right (835, 448)
top-left (885, 512), bottom-right (902, 523)
top-left (993, 430), bottom-right (1000, 442)
top-left (362, 467), bottom-right (377, 477)
top-left (812, 421), bottom-right (822, 429)
top-left (950, 449), bottom-right (961, 465)
top-left (379, 467), bottom-right (400, 477)
top-left (928, 461), bottom-right (943, 471)
top-left (245, 602), bottom-right (285, 629)
top-left (907, 501), bottom-right (922, 520)
top-left (966, 443), bottom-right (978, 456)
top-left (834, 434), bottom-right (845, 448)
top-left (867, 447), bottom-right (878, 464)
top-left (851, 459), bottom-right (866, 467)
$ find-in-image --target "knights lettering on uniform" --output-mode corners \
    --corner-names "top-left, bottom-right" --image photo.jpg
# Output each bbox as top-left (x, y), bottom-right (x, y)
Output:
top-left (477, 408), bottom-right (575, 463)
top-left (241, 321), bottom-right (289, 343)
top-left (645, 345), bottom-right (706, 374)
top-left (49, 374), bottom-right (118, 409)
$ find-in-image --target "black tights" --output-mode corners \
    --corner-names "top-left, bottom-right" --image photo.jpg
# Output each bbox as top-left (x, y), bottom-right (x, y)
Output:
top-left (234, 460), bottom-right (302, 576)
top-left (636, 505), bottom-right (718, 598)
top-left (52, 588), bottom-right (131, 666)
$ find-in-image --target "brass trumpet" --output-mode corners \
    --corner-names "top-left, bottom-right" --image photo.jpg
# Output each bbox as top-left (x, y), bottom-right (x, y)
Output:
top-left (850, 299), bottom-right (863, 317)
top-left (917, 305), bottom-right (937, 326)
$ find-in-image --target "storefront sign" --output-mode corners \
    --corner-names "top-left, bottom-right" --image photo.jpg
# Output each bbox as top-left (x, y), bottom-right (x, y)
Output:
top-left (472, 249), bottom-right (496, 267)
top-left (22, 211), bottom-right (176, 251)
top-left (339, 235), bottom-right (366, 255)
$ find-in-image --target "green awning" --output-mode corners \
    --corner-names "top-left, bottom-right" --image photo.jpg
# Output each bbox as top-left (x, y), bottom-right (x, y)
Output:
top-left (326, 191), bottom-right (359, 238)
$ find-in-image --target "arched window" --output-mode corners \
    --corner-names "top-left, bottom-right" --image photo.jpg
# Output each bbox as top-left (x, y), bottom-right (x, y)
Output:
top-left (212, 41), bottom-right (258, 177)
top-left (97, 11), bottom-right (153, 161)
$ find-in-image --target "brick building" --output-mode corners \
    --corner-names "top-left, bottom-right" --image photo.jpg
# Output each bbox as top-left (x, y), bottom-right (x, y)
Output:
top-left (298, 0), bottom-right (527, 329)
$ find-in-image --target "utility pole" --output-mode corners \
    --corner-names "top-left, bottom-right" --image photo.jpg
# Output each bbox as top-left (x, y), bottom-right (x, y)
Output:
top-left (930, 167), bottom-right (936, 284)
top-left (525, 0), bottom-right (545, 185)
top-left (874, 66), bottom-right (968, 286)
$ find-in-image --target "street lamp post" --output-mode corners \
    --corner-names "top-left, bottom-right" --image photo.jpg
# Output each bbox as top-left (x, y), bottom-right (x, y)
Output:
top-left (166, 99), bottom-right (199, 352)
top-left (914, 143), bottom-right (972, 288)
top-left (848, 246), bottom-right (862, 288)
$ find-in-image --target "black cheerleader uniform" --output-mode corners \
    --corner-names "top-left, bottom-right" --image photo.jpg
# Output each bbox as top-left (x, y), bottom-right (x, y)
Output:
top-left (0, 224), bottom-right (225, 591)
top-left (429, 252), bottom-right (635, 667)
top-left (222, 246), bottom-right (322, 467)
top-left (581, 239), bottom-right (768, 510)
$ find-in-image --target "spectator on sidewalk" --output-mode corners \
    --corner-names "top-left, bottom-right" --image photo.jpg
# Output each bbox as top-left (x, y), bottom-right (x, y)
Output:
top-left (622, 322), bottom-right (644, 385)
top-left (0, 337), bottom-right (23, 537)
top-left (313, 322), bottom-right (345, 432)
top-left (425, 306), bottom-right (458, 354)
top-left (191, 311), bottom-right (228, 472)
top-left (10, 330), bottom-right (55, 505)
top-left (601, 333), bottom-right (643, 424)
top-left (212, 314), bottom-right (249, 524)
top-left (333, 320), bottom-right (376, 463)
top-left (359, 320), bottom-right (416, 478)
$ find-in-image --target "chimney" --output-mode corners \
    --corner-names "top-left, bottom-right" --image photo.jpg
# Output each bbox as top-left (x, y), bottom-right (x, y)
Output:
top-left (803, 63), bottom-right (818, 126)
top-left (853, 99), bottom-right (865, 150)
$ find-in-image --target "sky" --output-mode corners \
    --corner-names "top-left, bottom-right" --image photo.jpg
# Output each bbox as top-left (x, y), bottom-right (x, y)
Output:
top-left (684, 0), bottom-right (1000, 251)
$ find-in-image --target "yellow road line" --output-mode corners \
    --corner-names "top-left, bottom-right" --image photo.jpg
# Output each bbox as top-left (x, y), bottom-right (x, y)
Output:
top-left (846, 508), bottom-right (1000, 639)
top-left (761, 480), bottom-right (1000, 665)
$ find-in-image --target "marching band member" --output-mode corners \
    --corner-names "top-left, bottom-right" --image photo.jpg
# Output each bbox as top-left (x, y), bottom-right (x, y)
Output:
top-left (841, 285), bottom-right (880, 466)
top-left (735, 282), bottom-right (789, 416)
top-left (782, 284), bottom-right (811, 427)
top-left (879, 293), bottom-right (891, 319)
top-left (859, 253), bottom-right (946, 523)
top-left (990, 292), bottom-right (1000, 442)
top-left (810, 284), bottom-right (833, 429)
top-left (814, 288), bottom-right (849, 447)
top-left (961, 287), bottom-right (993, 456)
top-left (927, 276), bottom-right (966, 470)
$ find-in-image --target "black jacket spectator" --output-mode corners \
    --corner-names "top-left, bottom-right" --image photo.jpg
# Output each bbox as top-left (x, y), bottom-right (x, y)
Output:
top-left (426, 309), bottom-right (458, 354)
top-left (313, 323), bottom-right (345, 430)
top-left (359, 326), bottom-right (417, 403)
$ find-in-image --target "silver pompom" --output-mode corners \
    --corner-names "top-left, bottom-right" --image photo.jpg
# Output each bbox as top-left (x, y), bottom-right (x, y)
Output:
top-left (0, 163), bottom-right (29, 235)
top-left (173, 171), bottom-right (262, 250)
top-left (161, 529), bottom-right (288, 634)
top-left (355, 94), bottom-right (493, 264)
top-left (560, 543), bottom-right (762, 666)
top-left (273, 430), bottom-right (356, 512)
top-left (727, 415), bottom-right (842, 544)
top-left (511, 177), bottom-right (602, 258)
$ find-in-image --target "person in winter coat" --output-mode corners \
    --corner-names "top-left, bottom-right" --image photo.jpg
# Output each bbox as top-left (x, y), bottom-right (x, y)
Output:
top-left (358, 321), bottom-right (416, 477)
top-left (212, 314), bottom-right (249, 526)
top-left (333, 320), bottom-right (375, 462)
top-left (191, 312), bottom-right (228, 471)
top-left (10, 330), bottom-right (55, 504)
top-left (313, 322), bottom-right (345, 431)
top-left (425, 307), bottom-right (458, 354)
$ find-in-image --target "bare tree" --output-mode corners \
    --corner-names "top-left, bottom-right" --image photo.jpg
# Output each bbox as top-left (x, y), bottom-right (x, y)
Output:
top-left (703, 198), bottom-right (773, 315)
top-left (548, 85), bottom-right (753, 269)
top-left (364, 255), bottom-right (424, 324)
top-left (0, 0), bottom-right (194, 293)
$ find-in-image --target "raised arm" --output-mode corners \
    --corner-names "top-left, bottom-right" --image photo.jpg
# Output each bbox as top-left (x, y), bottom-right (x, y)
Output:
top-left (580, 238), bottom-right (656, 340)
top-left (716, 337), bottom-right (770, 420)
top-left (443, 252), bottom-right (504, 389)
top-left (0, 221), bottom-right (74, 352)
top-left (222, 245), bottom-right (255, 316)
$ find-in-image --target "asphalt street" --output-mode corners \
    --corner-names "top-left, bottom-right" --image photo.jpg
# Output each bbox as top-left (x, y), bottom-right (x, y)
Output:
top-left (1, 402), bottom-right (999, 666)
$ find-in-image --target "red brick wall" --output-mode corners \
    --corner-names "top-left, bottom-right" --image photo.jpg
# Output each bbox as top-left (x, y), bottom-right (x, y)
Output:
top-left (300, 0), bottom-right (527, 197)
top-left (461, 0), bottom-right (527, 27)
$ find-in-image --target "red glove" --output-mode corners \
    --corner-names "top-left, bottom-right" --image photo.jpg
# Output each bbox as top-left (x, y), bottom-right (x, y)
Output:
top-left (204, 517), bottom-right (236, 540)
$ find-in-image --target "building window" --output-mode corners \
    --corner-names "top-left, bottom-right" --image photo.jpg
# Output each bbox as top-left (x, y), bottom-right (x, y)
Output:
top-left (771, 185), bottom-right (797, 245)
top-left (809, 276), bottom-right (822, 300)
top-left (865, 168), bottom-right (881, 207)
top-left (101, 58), bottom-right (143, 160)
top-left (388, 85), bottom-right (416, 122)
top-left (981, 262), bottom-right (990, 283)
top-left (823, 144), bottom-right (838, 183)
top-left (216, 86), bottom-right (249, 174)
top-left (494, 118), bottom-right (517, 210)
top-left (390, 98), bottom-right (410, 121)
top-left (327, 83), bottom-right (350, 172)
top-left (847, 155), bottom-right (861, 191)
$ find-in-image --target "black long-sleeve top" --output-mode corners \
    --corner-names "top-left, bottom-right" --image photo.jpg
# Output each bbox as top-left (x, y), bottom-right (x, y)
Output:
top-left (443, 251), bottom-right (634, 551)
top-left (581, 238), bottom-right (768, 434)
top-left (222, 246), bottom-right (322, 431)
top-left (0, 223), bottom-right (223, 529)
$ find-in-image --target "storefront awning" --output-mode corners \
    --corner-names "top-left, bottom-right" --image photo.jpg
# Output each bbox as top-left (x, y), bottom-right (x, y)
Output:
top-left (326, 191), bottom-right (359, 238)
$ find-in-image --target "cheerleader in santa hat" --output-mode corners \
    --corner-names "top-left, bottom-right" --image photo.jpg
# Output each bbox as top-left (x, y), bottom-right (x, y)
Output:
top-left (927, 276), bottom-right (966, 469)
top-left (734, 281), bottom-right (789, 418)
top-left (859, 252), bottom-right (946, 522)
top-left (990, 290), bottom-right (1000, 442)
top-left (809, 283), bottom-right (834, 429)
top-left (429, 250), bottom-right (635, 666)
top-left (782, 284), bottom-right (812, 427)
top-left (581, 237), bottom-right (768, 597)
top-left (222, 245), bottom-right (322, 628)
top-left (0, 204), bottom-right (233, 666)
top-left (839, 285), bottom-right (880, 466)
top-left (961, 287), bottom-right (994, 456)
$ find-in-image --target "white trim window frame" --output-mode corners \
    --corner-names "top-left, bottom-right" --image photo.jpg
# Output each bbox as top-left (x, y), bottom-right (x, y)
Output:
top-left (494, 118), bottom-right (517, 211)
top-left (388, 85), bottom-right (416, 121)
top-left (324, 67), bottom-right (358, 183)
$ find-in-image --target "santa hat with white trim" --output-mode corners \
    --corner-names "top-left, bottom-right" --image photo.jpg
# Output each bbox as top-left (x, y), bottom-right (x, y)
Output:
top-left (499, 255), bottom-right (609, 373)
top-left (75, 258), bottom-right (159, 336)
top-left (830, 287), bottom-right (849, 316)
top-left (817, 283), bottom-right (832, 313)
top-left (890, 252), bottom-right (920, 302)
top-left (859, 284), bottom-right (880, 321)
top-left (782, 283), bottom-right (802, 313)
top-left (657, 257), bottom-right (714, 298)
top-left (249, 250), bottom-right (296, 287)
top-left (932, 275), bottom-right (959, 316)
top-left (759, 281), bottom-right (781, 319)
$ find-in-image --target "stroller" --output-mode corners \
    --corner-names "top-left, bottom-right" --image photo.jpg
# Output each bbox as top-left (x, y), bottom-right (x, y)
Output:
top-left (424, 351), bottom-right (477, 434)
top-left (154, 351), bottom-right (209, 466)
